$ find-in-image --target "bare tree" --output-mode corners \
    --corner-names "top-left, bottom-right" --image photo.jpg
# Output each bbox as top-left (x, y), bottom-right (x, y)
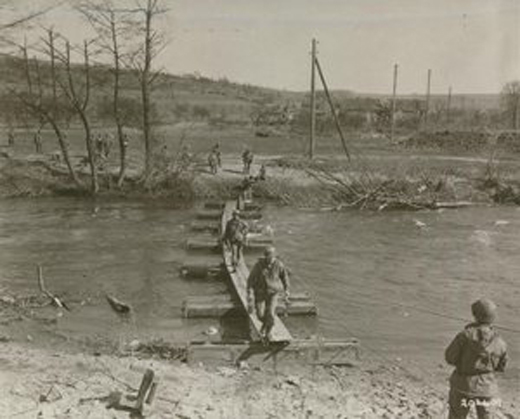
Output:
top-left (0, 1), bottom-right (63, 45)
top-left (78, 0), bottom-right (135, 187)
top-left (64, 40), bottom-right (98, 193)
top-left (49, 37), bottom-right (99, 194)
top-left (500, 81), bottom-right (520, 130)
top-left (13, 40), bottom-right (81, 186)
top-left (128, 0), bottom-right (168, 178)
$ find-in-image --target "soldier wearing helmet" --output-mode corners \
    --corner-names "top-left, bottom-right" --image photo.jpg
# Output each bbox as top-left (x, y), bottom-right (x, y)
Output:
top-left (247, 246), bottom-right (290, 342)
top-left (445, 298), bottom-right (508, 419)
top-left (223, 209), bottom-right (249, 269)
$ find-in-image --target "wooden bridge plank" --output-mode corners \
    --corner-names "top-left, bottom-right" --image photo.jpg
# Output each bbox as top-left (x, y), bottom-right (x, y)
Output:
top-left (221, 201), bottom-right (292, 343)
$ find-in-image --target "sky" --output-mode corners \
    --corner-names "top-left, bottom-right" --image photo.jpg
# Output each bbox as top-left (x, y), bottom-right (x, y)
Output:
top-left (12, 0), bottom-right (520, 94)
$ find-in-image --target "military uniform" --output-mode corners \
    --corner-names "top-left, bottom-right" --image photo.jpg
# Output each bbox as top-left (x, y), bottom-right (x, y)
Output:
top-left (445, 300), bottom-right (508, 419)
top-left (223, 216), bottom-right (248, 266)
top-left (247, 256), bottom-right (290, 338)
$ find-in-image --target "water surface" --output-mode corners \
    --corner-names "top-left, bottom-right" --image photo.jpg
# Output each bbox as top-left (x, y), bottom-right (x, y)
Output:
top-left (0, 198), bottom-right (518, 395)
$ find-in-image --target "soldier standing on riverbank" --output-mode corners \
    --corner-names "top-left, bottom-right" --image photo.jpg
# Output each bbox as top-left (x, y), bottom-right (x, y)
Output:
top-left (242, 148), bottom-right (253, 174)
top-left (103, 133), bottom-right (113, 159)
top-left (247, 246), bottom-right (290, 342)
top-left (208, 143), bottom-right (221, 175)
top-left (33, 131), bottom-right (42, 153)
top-left (212, 142), bottom-right (222, 168)
top-left (223, 209), bottom-right (249, 269)
top-left (95, 133), bottom-right (104, 159)
top-left (208, 151), bottom-right (218, 174)
top-left (445, 298), bottom-right (508, 419)
top-left (7, 130), bottom-right (15, 147)
top-left (257, 164), bottom-right (267, 181)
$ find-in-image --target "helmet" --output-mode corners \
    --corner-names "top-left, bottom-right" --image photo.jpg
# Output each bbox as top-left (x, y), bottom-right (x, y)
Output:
top-left (471, 298), bottom-right (497, 324)
top-left (264, 246), bottom-right (276, 257)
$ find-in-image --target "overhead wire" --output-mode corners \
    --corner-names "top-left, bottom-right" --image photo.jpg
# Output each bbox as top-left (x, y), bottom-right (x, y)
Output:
top-left (340, 287), bottom-right (520, 335)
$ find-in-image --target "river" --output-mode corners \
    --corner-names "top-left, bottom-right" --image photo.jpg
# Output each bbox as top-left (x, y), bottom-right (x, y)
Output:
top-left (0, 198), bottom-right (518, 395)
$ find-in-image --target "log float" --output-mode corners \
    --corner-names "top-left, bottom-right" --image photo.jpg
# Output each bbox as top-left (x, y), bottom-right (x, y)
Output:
top-left (191, 220), bottom-right (265, 234)
top-left (186, 236), bottom-right (274, 252)
top-left (221, 201), bottom-right (292, 343)
top-left (197, 210), bottom-right (262, 221)
top-left (204, 201), bottom-right (263, 212)
top-left (180, 263), bottom-right (223, 279)
top-left (183, 292), bottom-right (318, 318)
top-left (190, 221), bottom-right (220, 233)
top-left (181, 200), bottom-right (359, 365)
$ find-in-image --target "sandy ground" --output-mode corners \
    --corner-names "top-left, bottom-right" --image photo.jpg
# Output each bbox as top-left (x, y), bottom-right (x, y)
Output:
top-left (0, 341), bottom-right (455, 419)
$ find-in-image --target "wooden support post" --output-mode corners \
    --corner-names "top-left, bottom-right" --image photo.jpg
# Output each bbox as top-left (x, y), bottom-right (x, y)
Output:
top-left (390, 63), bottom-right (398, 142)
top-left (135, 369), bottom-right (155, 413)
top-left (314, 57), bottom-right (351, 161)
top-left (309, 38), bottom-right (317, 159)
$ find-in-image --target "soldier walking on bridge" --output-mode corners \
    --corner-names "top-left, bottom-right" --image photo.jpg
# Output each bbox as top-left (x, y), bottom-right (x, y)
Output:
top-left (445, 298), bottom-right (508, 419)
top-left (247, 246), bottom-right (290, 342)
top-left (223, 209), bottom-right (249, 269)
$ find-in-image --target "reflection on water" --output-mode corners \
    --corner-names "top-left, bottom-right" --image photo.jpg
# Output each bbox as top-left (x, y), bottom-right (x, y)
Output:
top-left (0, 198), bottom-right (519, 392)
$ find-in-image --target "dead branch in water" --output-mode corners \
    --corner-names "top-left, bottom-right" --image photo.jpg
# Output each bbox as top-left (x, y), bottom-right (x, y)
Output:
top-left (305, 165), bottom-right (438, 211)
top-left (37, 265), bottom-right (70, 310)
top-left (105, 294), bottom-right (132, 315)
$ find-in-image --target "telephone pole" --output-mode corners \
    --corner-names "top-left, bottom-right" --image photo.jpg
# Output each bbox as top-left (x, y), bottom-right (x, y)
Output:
top-left (446, 86), bottom-right (452, 127)
top-left (309, 38), bottom-right (317, 159)
top-left (390, 63), bottom-right (398, 142)
top-left (424, 69), bottom-right (432, 129)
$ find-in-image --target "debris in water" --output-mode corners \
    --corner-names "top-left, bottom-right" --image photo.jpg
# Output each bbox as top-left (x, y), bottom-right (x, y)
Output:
top-left (204, 326), bottom-right (219, 336)
top-left (37, 265), bottom-right (70, 311)
top-left (263, 225), bottom-right (274, 237)
top-left (471, 230), bottom-right (493, 246)
top-left (128, 339), bottom-right (142, 351)
top-left (413, 219), bottom-right (427, 229)
top-left (494, 220), bottom-right (510, 226)
top-left (106, 294), bottom-right (132, 315)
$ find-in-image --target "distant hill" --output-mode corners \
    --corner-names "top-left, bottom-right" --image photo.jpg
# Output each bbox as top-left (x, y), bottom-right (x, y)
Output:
top-left (0, 52), bottom-right (501, 131)
top-left (0, 53), bottom-right (299, 127)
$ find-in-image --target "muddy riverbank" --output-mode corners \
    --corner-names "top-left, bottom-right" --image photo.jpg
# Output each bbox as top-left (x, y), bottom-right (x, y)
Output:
top-left (2, 153), bottom-right (520, 209)
top-left (0, 341), bottom-right (450, 419)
